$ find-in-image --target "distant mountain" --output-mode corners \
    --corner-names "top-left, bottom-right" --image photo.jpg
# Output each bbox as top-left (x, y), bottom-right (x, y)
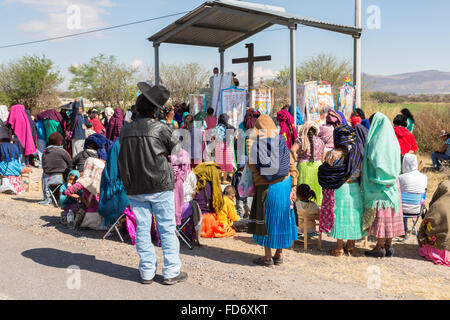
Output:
top-left (363, 70), bottom-right (450, 94)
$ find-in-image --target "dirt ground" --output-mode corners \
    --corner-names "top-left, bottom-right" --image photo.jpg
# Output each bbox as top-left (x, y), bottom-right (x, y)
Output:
top-left (0, 160), bottom-right (449, 300)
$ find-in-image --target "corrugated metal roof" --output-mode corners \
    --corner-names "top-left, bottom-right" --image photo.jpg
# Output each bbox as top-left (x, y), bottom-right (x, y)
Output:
top-left (148, 0), bottom-right (362, 49)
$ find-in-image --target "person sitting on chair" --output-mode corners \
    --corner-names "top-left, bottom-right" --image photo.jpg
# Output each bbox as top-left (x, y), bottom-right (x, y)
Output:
top-left (431, 130), bottom-right (450, 172)
top-left (40, 132), bottom-right (72, 206)
top-left (0, 134), bottom-right (31, 195)
top-left (399, 154), bottom-right (427, 237)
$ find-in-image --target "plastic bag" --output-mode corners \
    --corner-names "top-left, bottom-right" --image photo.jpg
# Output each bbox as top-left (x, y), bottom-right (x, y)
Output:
top-left (237, 165), bottom-right (255, 197)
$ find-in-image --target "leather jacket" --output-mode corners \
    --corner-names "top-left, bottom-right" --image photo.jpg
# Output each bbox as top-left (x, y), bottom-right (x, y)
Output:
top-left (118, 118), bottom-right (180, 196)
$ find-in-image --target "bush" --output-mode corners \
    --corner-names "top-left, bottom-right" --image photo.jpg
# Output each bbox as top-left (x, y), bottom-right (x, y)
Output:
top-left (414, 107), bottom-right (450, 153)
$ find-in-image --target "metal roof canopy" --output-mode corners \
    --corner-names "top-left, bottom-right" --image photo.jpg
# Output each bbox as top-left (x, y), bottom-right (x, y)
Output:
top-left (148, 0), bottom-right (363, 120)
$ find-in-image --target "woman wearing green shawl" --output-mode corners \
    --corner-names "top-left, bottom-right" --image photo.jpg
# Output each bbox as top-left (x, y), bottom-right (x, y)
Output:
top-left (362, 113), bottom-right (405, 258)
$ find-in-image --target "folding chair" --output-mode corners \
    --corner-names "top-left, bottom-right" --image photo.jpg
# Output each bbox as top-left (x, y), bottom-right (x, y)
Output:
top-left (400, 192), bottom-right (427, 241)
top-left (176, 216), bottom-right (193, 250)
top-left (103, 214), bottom-right (126, 243)
top-left (48, 184), bottom-right (63, 208)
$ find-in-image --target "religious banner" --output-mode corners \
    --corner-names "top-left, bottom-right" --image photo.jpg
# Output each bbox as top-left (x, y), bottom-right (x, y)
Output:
top-left (198, 88), bottom-right (212, 110)
top-left (250, 87), bottom-right (274, 115)
top-left (220, 88), bottom-right (246, 130)
top-left (337, 83), bottom-right (356, 121)
top-left (212, 72), bottom-right (233, 116)
top-left (189, 94), bottom-right (206, 115)
top-left (317, 82), bottom-right (335, 122)
top-left (297, 81), bottom-right (319, 123)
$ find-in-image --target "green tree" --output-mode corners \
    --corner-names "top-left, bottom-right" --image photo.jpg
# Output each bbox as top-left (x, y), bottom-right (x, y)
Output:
top-left (0, 55), bottom-right (62, 114)
top-left (69, 54), bottom-right (137, 109)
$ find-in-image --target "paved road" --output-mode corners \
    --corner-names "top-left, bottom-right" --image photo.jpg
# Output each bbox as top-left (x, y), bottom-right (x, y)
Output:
top-left (0, 224), bottom-right (232, 300)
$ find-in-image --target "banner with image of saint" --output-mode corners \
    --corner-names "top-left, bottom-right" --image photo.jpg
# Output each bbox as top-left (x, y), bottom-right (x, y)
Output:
top-left (220, 89), bottom-right (246, 130)
top-left (189, 94), bottom-right (206, 115)
top-left (317, 83), bottom-right (335, 122)
top-left (337, 83), bottom-right (355, 121)
top-left (250, 88), bottom-right (273, 115)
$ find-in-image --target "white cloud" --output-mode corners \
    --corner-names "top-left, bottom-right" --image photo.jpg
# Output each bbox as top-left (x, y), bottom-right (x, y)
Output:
top-left (237, 66), bottom-right (277, 85)
top-left (130, 59), bottom-right (144, 69)
top-left (6, 0), bottom-right (117, 38)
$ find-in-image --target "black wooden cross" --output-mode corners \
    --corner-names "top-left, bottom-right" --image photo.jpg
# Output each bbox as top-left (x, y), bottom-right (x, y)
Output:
top-left (232, 43), bottom-right (271, 92)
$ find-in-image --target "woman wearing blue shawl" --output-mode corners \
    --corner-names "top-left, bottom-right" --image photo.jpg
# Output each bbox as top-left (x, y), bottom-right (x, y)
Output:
top-left (98, 140), bottom-right (136, 244)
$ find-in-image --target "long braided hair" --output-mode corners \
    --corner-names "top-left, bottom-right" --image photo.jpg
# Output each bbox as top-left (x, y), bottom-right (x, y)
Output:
top-left (307, 128), bottom-right (315, 162)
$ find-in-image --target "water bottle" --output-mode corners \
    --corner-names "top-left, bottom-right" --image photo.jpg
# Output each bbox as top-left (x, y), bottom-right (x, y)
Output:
top-left (67, 210), bottom-right (74, 225)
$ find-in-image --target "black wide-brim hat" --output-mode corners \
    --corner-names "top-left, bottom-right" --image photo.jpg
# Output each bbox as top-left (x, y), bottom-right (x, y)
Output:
top-left (137, 82), bottom-right (170, 109)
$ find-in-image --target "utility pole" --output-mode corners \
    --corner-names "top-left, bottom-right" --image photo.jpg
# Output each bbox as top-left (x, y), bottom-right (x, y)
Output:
top-left (354, 0), bottom-right (362, 110)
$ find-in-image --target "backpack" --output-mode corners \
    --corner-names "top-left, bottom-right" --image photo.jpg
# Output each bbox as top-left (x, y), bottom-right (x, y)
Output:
top-left (255, 136), bottom-right (290, 182)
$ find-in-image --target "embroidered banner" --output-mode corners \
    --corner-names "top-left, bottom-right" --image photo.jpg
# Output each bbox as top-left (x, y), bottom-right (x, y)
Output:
top-left (250, 88), bottom-right (274, 115)
top-left (337, 83), bottom-right (355, 121)
top-left (221, 89), bottom-right (246, 130)
top-left (189, 94), bottom-right (206, 115)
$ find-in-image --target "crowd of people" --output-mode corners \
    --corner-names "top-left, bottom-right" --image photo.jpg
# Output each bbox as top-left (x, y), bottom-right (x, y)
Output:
top-left (0, 82), bottom-right (449, 285)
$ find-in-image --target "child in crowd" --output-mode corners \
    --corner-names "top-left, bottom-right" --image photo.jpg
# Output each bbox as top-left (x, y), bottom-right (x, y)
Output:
top-left (296, 184), bottom-right (320, 235)
top-left (59, 170), bottom-right (83, 224)
top-left (231, 163), bottom-right (250, 219)
top-left (217, 185), bottom-right (241, 229)
top-left (85, 121), bottom-right (96, 137)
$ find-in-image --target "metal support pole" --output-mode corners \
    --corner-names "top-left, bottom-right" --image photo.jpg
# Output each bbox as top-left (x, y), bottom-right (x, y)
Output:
top-left (219, 49), bottom-right (225, 74)
top-left (354, 0), bottom-right (362, 110)
top-left (154, 43), bottom-right (160, 86)
top-left (289, 25), bottom-right (297, 124)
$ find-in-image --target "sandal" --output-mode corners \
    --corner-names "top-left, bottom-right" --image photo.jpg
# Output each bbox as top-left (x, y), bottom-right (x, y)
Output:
top-left (328, 249), bottom-right (344, 257)
top-left (253, 257), bottom-right (274, 267)
top-left (272, 256), bottom-right (284, 266)
top-left (344, 247), bottom-right (355, 256)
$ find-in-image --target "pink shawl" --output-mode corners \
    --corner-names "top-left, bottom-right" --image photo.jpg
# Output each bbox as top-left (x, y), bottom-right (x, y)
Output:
top-left (5, 105), bottom-right (36, 155)
top-left (169, 148), bottom-right (191, 225)
top-left (276, 109), bottom-right (297, 150)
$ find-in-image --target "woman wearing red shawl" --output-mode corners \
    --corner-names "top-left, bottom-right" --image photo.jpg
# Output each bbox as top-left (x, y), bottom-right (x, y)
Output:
top-left (5, 105), bottom-right (36, 157)
top-left (276, 108), bottom-right (297, 150)
top-left (105, 108), bottom-right (123, 142)
top-left (393, 114), bottom-right (417, 156)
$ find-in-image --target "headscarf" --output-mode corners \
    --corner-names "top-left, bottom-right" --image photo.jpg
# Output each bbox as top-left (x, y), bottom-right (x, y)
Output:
top-left (104, 107), bottom-right (114, 120)
top-left (194, 111), bottom-right (207, 122)
top-left (193, 161), bottom-right (224, 213)
top-left (68, 169), bottom-right (81, 179)
top-left (84, 133), bottom-right (113, 161)
top-left (98, 140), bottom-right (129, 226)
top-left (362, 112), bottom-right (401, 212)
top-left (354, 123), bottom-right (369, 156)
top-left (218, 113), bottom-right (235, 130)
top-left (418, 179), bottom-right (450, 251)
top-left (0, 105), bottom-right (8, 122)
top-left (0, 142), bottom-right (20, 162)
top-left (276, 109), bottom-right (297, 150)
top-left (326, 109), bottom-right (343, 126)
top-left (35, 109), bottom-right (63, 123)
top-left (5, 105), bottom-right (36, 156)
top-left (243, 108), bottom-right (261, 130)
top-left (298, 121), bottom-right (320, 154)
top-left (318, 124), bottom-right (362, 190)
top-left (105, 108), bottom-right (123, 142)
top-left (336, 110), bottom-right (348, 125)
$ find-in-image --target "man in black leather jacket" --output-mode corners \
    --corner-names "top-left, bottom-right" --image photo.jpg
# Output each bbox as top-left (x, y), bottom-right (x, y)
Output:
top-left (118, 84), bottom-right (187, 285)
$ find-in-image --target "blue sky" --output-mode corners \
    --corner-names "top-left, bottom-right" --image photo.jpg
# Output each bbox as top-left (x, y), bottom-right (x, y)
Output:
top-left (0, 0), bottom-right (449, 90)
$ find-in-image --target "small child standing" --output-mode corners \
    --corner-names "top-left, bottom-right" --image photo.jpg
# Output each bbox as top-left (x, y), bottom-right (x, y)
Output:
top-left (231, 164), bottom-right (250, 218)
top-left (296, 184), bottom-right (320, 235)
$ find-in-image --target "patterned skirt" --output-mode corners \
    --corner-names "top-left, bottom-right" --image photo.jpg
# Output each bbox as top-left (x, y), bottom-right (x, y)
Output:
top-left (214, 140), bottom-right (235, 173)
top-left (368, 204), bottom-right (405, 239)
top-left (297, 161), bottom-right (322, 206)
top-left (328, 183), bottom-right (367, 240)
top-left (252, 177), bottom-right (298, 249)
